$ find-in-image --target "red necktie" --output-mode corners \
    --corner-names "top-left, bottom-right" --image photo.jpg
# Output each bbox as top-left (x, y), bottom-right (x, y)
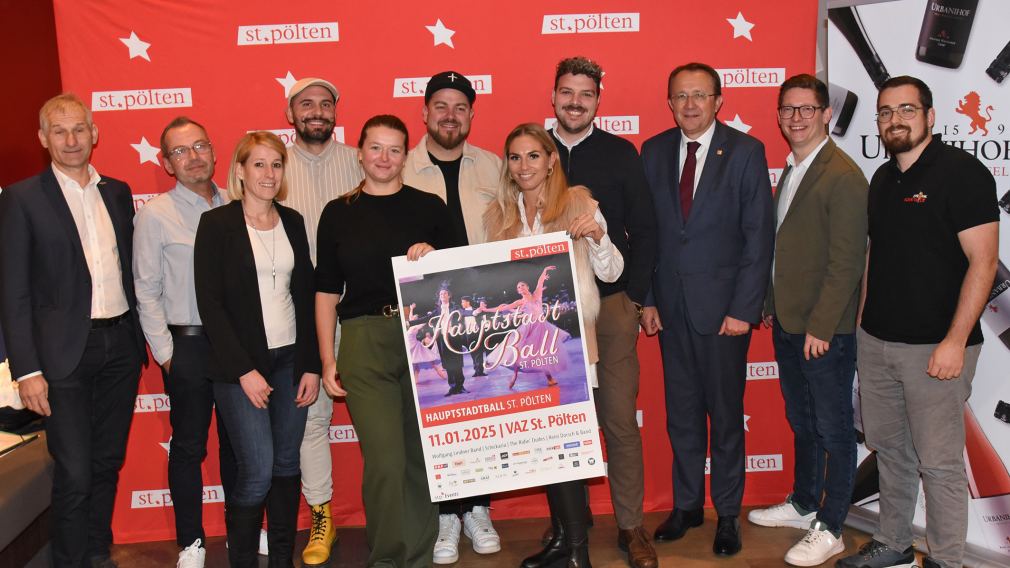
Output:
top-left (680, 141), bottom-right (700, 221)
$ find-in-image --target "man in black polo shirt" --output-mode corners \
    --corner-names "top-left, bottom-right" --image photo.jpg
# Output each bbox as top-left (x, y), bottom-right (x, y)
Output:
top-left (837, 76), bottom-right (998, 568)
top-left (549, 55), bottom-right (658, 568)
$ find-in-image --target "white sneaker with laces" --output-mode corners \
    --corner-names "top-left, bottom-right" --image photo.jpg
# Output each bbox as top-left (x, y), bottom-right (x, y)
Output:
top-left (258, 528), bottom-right (268, 556)
top-left (177, 539), bottom-right (206, 568)
top-left (462, 506), bottom-right (501, 554)
top-left (748, 498), bottom-right (816, 529)
top-left (433, 514), bottom-right (462, 564)
top-left (785, 525), bottom-right (845, 567)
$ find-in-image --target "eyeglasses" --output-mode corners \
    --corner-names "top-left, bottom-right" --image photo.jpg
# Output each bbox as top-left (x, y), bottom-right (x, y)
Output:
top-left (168, 141), bottom-right (213, 159)
top-left (671, 92), bottom-right (716, 105)
top-left (875, 104), bottom-right (922, 123)
top-left (777, 105), bottom-right (824, 119)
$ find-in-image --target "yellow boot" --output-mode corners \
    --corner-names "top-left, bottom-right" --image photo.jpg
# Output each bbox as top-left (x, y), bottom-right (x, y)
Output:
top-left (301, 501), bottom-right (338, 566)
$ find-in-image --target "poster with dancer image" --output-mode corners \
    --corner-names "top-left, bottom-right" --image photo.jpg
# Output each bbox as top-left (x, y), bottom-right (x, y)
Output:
top-left (392, 232), bottom-right (606, 501)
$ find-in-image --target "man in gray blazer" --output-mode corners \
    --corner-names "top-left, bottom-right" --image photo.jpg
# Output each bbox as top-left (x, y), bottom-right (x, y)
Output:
top-left (747, 74), bottom-right (867, 567)
top-left (641, 62), bottom-right (774, 556)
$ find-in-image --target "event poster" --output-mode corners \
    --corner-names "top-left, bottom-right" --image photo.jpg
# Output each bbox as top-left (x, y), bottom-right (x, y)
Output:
top-left (392, 232), bottom-right (606, 501)
top-left (829, 0), bottom-right (1010, 560)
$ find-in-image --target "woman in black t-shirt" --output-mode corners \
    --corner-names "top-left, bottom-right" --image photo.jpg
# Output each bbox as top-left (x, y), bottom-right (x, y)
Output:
top-left (315, 115), bottom-right (453, 567)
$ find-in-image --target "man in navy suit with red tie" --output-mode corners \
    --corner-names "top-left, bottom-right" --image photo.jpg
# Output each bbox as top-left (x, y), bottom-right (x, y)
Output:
top-left (0, 93), bottom-right (146, 567)
top-left (640, 62), bottom-right (774, 556)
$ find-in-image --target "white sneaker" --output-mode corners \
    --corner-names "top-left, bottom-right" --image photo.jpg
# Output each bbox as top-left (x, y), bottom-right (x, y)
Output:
top-left (258, 529), bottom-right (268, 556)
top-left (748, 498), bottom-right (816, 529)
top-left (177, 539), bottom-right (206, 568)
top-left (433, 514), bottom-right (462, 564)
top-left (462, 506), bottom-right (501, 554)
top-left (785, 525), bottom-right (845, 567)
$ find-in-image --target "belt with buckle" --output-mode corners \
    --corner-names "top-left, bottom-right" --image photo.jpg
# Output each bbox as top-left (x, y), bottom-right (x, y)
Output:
top-left (380, 305), bottom-right (400, 318)
top-left (91, 312), bottom-right (129, 329)
top-left (168, 325), bottom-right (205, 337)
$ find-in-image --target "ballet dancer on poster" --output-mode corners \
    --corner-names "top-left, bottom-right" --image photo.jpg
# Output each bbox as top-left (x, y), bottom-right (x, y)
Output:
top-left (486, 265), bottom-right (571, 390)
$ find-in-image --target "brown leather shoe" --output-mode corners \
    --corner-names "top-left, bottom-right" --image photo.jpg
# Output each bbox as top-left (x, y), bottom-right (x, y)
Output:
top-left (618, 527), bottom-right (658, 568)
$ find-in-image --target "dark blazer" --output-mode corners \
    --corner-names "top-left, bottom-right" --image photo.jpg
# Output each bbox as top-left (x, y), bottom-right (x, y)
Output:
top-left (642, 121), bottom-right (774, 334)
top-left (765, 139), bottom-right (868, 341)
top-left (194, 200), bottom-right (320, 383)
top-left (0, 167), bottom-right (146, 381)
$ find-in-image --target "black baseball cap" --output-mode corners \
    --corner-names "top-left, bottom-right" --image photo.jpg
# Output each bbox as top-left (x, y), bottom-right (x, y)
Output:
top-left (425, 71), bottom-right (476, 103)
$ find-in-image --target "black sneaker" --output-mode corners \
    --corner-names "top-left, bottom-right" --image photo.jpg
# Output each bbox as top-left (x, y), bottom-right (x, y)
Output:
top-left (835, 540), bottom-right (915, 568)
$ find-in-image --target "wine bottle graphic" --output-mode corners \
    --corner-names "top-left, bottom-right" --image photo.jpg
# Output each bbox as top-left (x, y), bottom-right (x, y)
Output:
top-left (987, 40), bottom-right (1010, 84)
top-left (916, 0), bottom-right (979, 69)
top-left (828, 6), bottom-right (890, 89)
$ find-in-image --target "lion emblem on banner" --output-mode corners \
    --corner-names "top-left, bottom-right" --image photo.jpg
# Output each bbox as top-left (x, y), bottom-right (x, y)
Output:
top-left (956, 91), bottom-right (995, 136)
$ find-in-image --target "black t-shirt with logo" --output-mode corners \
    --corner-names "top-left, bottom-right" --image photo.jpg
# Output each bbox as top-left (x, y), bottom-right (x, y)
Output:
top-left (860, 134), bottom-right (993, 343)
top-left (861, 134), bottom-right (997, 345)
top-left (429, 152), bottom-right (468, 247)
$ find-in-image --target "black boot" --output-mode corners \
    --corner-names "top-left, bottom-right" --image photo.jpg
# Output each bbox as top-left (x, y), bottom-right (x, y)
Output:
top-left (521, 486), bottom-right (568, 568)
top-left (225, 501), bottom-right (265, 568)
top-left (554, 480), bottom-right (591, 568)
top-left (266, 476), bottom-right (301, 567)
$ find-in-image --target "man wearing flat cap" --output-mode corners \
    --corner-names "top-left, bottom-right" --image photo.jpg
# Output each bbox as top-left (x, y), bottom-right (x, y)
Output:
top-left (281, 76), bottom-right (363, 566)
top-left (402, 70), bottom-right (503, 564)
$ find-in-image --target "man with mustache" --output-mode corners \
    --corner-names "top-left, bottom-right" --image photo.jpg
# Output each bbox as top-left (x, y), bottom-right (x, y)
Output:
top-left (281, 77), bottom-right (363, 566)
top-left (547, 56), bottom-right (658, 568)
top-left (134, 116), bottom-right (234, 568)
top-left (402, 70), bottom-right (502, 564)
top-left (837, 76), bottom-right (998, 568)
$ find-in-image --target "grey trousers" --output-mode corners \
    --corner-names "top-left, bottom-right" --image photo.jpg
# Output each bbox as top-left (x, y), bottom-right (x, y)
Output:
top-left (857, 328), bottom-right (981, 568)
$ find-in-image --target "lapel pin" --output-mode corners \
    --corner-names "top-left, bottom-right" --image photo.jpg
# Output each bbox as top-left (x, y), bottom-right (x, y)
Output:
top-left (716, 148), bottom-right (724, 156)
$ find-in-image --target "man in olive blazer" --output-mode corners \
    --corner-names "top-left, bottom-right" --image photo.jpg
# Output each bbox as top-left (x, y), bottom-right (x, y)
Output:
top-left (748, 75), bottom-right (868, 567)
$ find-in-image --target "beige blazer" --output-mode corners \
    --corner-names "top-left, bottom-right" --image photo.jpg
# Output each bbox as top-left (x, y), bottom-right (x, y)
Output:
top-left (766, 138), bottom-right (868, 341)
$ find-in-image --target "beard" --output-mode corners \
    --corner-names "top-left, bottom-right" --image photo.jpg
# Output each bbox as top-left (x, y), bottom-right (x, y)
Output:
top-left (428, 121), bottom-right (469, 151)
top-left (296, 118), bottom-right (335, 144)
top-left (882, 124), bottom-right (929, 155)
top-left (556, 105), bottom-right (593, 134)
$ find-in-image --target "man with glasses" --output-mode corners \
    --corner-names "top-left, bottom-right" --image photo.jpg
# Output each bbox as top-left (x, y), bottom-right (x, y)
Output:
top-left (837, 76), bottom-right (998, 568)
top-left (746, 74), bottom-right (867, 566)
top-left (134, 116), bottom-right (234, 568)
top-left (640, 62), bottom-right (774, 556)
top-left (281, 77), bottom-right (363, 566)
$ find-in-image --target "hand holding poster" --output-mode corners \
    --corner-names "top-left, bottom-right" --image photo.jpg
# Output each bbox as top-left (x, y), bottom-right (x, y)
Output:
top-left (392, 232), bottom-right (605, 501)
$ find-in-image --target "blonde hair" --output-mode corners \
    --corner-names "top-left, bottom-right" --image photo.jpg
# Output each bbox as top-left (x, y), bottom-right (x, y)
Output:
top-left (227, 131), bottom-right (289, 201)
top-left (39, 93), bottom-right (92, 132)
top-left (484, 123), bottom-right (569, 241)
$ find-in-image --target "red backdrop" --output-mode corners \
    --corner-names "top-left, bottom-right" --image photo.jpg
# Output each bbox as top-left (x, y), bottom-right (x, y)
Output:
top-left (49, 0), bottom-right (816, 543)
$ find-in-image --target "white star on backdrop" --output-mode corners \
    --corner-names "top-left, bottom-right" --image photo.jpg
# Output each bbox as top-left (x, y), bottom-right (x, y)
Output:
top-left (743, 414), bottom-right (751, 432)
top-left (119, 31), bottom-right (151, 61)
top-left (426, 19), bottom-right (455, 48)
top-left (276, 71), bottom-right (298, 98)
top-left (159, 439), bottom-right (171, 454)
top-left (726, 12), bottom-right (754, 41)
top-left (725, 114), bottom-right (752, 134)
top-left (130, 137), bottom-right (161, 166)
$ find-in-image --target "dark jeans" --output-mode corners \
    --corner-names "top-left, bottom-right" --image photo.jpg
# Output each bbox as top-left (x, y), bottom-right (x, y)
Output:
top-left (213, 345), bottom-right (307, 507)
top-left (164, 331), bottom-right (237, 547)
top-left (46, 319), bottom-right (142, 567)
top-left (773, 321), bottom-right (857, 532)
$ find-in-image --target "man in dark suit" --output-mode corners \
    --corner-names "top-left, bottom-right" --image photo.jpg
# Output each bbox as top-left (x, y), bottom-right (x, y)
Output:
top-left (432, 287), bottom-right (467, 396)
top-left (747, 74), bottom-right (867, 567)
top-left (0, 93), bottom-right (146, 567)
top-left (640, 63), bottom-right (774, 556)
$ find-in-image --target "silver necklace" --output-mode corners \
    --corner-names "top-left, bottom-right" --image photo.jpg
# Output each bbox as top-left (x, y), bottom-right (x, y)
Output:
top-left (245, 209), bottom-right (277, 288)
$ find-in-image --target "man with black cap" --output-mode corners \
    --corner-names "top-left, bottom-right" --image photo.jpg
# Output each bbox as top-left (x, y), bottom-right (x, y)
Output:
top-left (281, 76), bottom-right (363, 566)
top-left (403, 70), bottom-right (502, 564)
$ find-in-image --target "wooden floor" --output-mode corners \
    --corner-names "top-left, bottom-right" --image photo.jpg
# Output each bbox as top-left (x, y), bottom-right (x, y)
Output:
top-left (108, 508), bottom-right (888, 567)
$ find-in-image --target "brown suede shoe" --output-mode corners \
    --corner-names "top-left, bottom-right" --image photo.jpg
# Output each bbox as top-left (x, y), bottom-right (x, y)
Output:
top-left (618, 526), bottom-right (658, 568)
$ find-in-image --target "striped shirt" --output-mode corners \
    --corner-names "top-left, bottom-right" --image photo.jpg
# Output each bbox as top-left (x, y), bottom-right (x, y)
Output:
top-left (281, 141), bottom-right (363, 264)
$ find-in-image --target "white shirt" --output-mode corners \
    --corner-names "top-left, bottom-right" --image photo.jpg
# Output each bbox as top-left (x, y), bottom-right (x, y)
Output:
top-left (52, 164), bottom-right (129, 318)
top-left (516, 193), bottom-right (624, 283)
top-left (678, 121), bottom-right (718, 197)
top-left (247, 223), bottom-right (296, 349)
top-left (551, 124), bottom-right (594, 152)
top-left (777, 136), bottom-right (830, 230)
